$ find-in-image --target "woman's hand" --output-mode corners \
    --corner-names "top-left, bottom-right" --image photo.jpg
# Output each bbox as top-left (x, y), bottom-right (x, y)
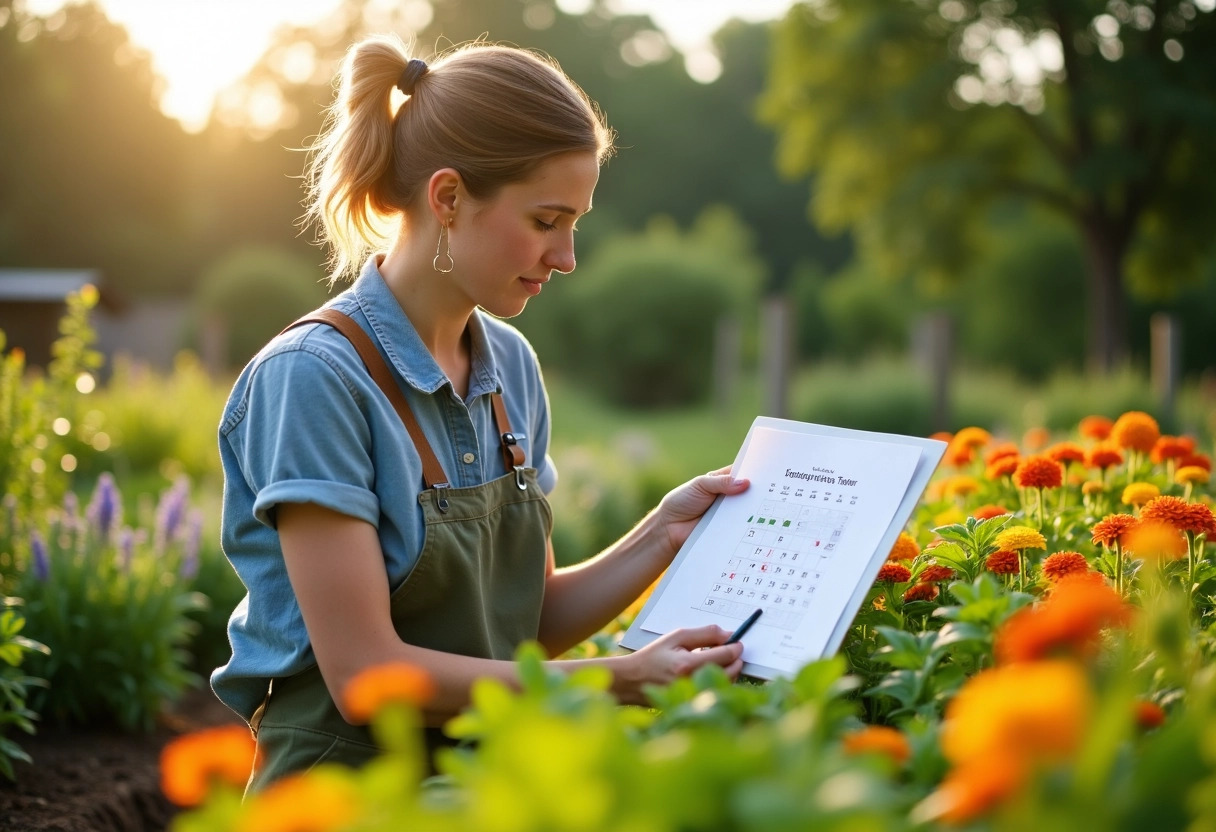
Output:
top-left (655, 465), bottom-right (749, 559)
top-left (614, 625), bottom-right (744, 705)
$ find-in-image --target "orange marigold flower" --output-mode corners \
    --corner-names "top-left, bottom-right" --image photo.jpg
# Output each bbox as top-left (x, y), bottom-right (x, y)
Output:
top-left (929, 431), bottom-right (954, 444)
top-left (1140, 496), bottom-right (1216, 535)
top-left (941, 660), bottom-right (1091, 766)
top-left (842, 725), bottom-right (912, 765)
top-left (341, 662), bottom-right (435, 722)
top-left (1023, 426), bottom-right (1051, 452)
top-left (995, 576), bottom-right (1131, 664)
top-left (1185, 502), bottom-right (1216, 536)
top-left (1091, 514), bottom-right (1137, 548)
top-left (1079, 415), bottom-right (1113, 441)
top-left (1134, 701), bottom-right (1166, 730)
top-left (986, 550), bottom-right (1020, 575)
top-left (887, 531), bottom-right (920, 561)
top-left (1176, 466), bottom-right (1210, 487)
top-left (995, 526), bottom-right (1047, 551)
top-left (984, 442), bottom-right (1021, 465)
top-left (1041, 551), bottom-right (1090, 582)
top-left (1125, 521), bottom-right (1188, 560)
top-left (946, 441), bottom-right (974, 467)
top-left (903, 582), bottom-right (940, 603)
top-left (972, 504), bottom-right (1009, 520)
top-left (1013, 455), bottom-right (1064, 490)
top-left (1047, 442), bottom-right (1086, 465)
top-left (924, 755), bottom-right (1025, 825)
top-left (160, 725), bottom-right (256, 807)
top-left (1151, 435), bottom-right (1192, 464)
top-left (919, 564), bottom-right (956, 583)
top-left (236, 770), bottom-right (361, 832)
top-left (876, 562), bottom-right (912, 583)
top-left (985, 456), bottom-right (1021, 480)
top-left (1081, 480), bottom-right (1106, 497)
top-left (1085, 443), bottom-right (1124, 470)
top-left (1121, 482), bottom-right (1160, 508)
top-left (1178, 452), bottom-right (1212, 472)
top-left (954, 426), bottom-right (992, 448)
top-left (1111, 411), bottom-right (1160, 453)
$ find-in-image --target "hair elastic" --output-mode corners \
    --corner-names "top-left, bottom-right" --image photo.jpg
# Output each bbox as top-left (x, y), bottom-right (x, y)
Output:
top-left (396, 58), bottom-right (428, 96)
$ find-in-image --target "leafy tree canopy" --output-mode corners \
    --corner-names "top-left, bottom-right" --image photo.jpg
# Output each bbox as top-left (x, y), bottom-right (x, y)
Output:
top-left (761, 0), bottom-right (1216, 370)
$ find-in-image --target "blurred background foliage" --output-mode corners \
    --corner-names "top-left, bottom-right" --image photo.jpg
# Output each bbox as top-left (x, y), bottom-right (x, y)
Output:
top-left (1, 0), bottom-right (1213, 386)
top-left (2, 0), bottom-right (1216, 562)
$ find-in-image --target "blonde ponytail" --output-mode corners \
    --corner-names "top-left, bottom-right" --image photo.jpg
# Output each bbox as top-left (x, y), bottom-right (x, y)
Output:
top-left (304, 35), bottom-right (614, 284)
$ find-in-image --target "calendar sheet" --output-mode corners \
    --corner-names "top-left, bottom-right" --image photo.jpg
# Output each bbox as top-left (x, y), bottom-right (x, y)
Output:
top-left (621, 417), bottom-right (946, 679)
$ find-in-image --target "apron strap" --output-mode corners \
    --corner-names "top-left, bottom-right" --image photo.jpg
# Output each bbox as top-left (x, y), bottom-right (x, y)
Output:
top-left (491, 391), bottom-right (527, 473)
top-left (283, 309), bottom-right (450, 490)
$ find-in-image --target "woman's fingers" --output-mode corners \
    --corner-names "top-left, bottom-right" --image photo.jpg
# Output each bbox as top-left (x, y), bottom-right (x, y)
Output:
top-left (662, 623), bottom-right (730, 650)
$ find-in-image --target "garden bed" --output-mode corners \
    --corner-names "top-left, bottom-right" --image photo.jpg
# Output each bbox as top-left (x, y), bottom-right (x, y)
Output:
top-left (0, 687), bottom-right (242, 832)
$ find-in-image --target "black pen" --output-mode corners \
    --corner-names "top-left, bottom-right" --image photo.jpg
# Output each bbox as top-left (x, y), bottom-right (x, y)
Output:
top-left (725, 608), bottom-right (763, 644)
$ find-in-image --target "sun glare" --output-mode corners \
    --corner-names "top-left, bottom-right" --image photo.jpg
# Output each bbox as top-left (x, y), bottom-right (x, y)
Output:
top-left (26, 0), bottom-right (798, 129)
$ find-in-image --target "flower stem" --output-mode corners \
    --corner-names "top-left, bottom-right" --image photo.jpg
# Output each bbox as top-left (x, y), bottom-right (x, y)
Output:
top-left (1114, 541), bottom-right (1124, 596)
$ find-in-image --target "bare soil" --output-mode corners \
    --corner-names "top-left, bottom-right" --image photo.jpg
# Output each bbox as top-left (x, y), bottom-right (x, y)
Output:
top-left (0, 688), bottom-right (244, 832)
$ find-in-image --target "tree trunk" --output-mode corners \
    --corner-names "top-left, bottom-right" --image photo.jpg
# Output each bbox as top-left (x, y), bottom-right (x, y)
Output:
top-left (1079, 215), bottom-right (1129, 373)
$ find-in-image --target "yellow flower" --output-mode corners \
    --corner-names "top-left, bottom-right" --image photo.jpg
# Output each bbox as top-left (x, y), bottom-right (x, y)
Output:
top-left (934, 506), bottom-right (966, 527)
top-left (1121, 482), bottom-right (1160, 508)
top-left (943, 475), bottom-right (981, 499)
top-left (994, 526), bottom-right (1047, 551)
top-left (1081, 480), bottom-right (1105, 497)
top-left (236, 770), bottom-right (361, 832)
top-left (1176, 466), bottom-right (1210, 486)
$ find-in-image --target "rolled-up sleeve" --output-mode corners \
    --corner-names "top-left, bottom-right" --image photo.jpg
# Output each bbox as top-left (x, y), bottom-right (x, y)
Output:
top-left (224, 346), bottom-right (381, 529)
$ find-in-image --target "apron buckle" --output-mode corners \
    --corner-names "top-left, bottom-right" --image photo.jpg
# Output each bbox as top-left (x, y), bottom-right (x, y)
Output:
top-left (514, 466), bottom-right (527, 490)
top-left (434, 482), bottom-right (451, 512)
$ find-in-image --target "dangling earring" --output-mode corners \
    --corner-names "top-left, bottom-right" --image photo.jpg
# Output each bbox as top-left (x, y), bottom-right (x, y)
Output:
top-left (433, 219), bottom-right (454, 273)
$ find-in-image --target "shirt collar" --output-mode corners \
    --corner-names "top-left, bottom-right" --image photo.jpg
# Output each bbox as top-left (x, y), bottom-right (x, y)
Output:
top-left (351, 256), bottom-right (502, 398)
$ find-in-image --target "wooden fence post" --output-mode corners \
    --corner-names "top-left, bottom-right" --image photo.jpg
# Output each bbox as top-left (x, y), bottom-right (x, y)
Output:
top-left (761, 296), bottom-right (793, 419)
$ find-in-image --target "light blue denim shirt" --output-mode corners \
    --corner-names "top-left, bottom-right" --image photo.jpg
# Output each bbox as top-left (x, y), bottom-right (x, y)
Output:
top-left (210, 256), bottom-right (557, 721)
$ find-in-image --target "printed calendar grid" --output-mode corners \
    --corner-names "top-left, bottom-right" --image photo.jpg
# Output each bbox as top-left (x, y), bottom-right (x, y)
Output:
top-left (695, 482), bottom-right (858, 631)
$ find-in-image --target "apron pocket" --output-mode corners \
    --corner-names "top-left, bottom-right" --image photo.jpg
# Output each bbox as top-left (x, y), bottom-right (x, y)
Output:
top-left (247, 723), bottom-right (379, 795)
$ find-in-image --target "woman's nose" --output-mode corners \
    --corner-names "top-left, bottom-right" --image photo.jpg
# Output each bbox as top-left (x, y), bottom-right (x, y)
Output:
top-left (545, 237), bottom-right (576, 274)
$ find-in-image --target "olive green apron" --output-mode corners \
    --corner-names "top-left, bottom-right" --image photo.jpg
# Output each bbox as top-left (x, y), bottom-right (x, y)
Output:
top-left (245, 309), bottom-right (552, 793)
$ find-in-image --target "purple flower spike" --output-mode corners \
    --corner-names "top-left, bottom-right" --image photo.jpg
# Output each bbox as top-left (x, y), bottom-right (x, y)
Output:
top-left (180, 510), bottom-right (203, 580)
top-left (86, 473), bottom-right (122, 540)
top-left (155, 477), bottom-right (190, 553)
top-left (31, 531), bottom-right (50, 581)
top-left (118, 528), bottom-right (135, 572)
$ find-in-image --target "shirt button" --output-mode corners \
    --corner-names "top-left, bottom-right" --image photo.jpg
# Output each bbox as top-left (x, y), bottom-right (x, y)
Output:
top-left (462, 452), bottom-right (476, 464)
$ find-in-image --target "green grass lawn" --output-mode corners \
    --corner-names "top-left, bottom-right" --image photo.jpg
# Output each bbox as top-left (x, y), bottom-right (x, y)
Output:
top-left (545, 371), bottom-right (761, 478)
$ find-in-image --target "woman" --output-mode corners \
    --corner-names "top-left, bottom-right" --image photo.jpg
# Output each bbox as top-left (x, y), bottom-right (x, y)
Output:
top-left (211, 34), bottom-right (748, 791)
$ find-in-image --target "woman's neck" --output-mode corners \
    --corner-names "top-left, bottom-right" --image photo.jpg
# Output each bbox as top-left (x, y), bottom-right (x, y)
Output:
top-left (377, 235), bottom-right (473, 375)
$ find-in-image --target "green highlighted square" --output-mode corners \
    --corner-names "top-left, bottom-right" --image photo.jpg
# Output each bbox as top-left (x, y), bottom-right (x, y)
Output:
top-left (782, 520), bottom-right (791, 527)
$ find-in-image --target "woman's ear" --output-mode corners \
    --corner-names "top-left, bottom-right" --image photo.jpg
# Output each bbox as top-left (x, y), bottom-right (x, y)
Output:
top-left (426, 168), bottom-right (462, 225)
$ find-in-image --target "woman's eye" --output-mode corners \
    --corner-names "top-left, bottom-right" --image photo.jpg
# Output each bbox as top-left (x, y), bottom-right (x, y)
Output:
top-left (535, 219), bottom-right (557, 232)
